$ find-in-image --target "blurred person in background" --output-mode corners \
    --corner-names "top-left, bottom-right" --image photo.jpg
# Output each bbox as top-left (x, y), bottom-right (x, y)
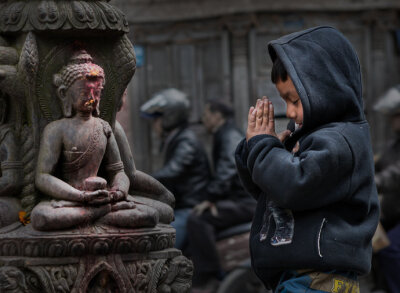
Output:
top-left (140, 88), bottom-right (211, 250)
top-left (115, 90), bottom-right (174, 209)
top-left (373, 85), bottom-right (400, 293)
top-left (187, 99), bottom-right (256, 293)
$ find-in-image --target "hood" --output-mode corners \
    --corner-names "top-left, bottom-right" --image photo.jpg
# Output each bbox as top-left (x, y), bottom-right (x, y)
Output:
top-left (268, 26), bottom-right (364, 134)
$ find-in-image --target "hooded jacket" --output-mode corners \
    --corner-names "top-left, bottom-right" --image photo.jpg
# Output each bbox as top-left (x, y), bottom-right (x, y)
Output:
top-left (235, 26), bottom-right (379, 287)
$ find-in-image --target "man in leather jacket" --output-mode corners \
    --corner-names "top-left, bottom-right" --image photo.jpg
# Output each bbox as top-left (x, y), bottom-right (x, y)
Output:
top-left (140, 88), bottom-right (211, 250)
top-left (187, 99), bottom-right (256, 292)
top-left (373, 85), bottom-right (400, 293)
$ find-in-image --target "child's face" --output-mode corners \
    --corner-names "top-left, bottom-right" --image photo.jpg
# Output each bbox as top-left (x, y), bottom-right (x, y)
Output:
top-left (276, 76), bottom-right (304, 128)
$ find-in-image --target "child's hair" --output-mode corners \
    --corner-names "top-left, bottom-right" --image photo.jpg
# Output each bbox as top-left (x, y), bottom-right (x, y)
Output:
top-left (271, 57), bottom-right (288, 84)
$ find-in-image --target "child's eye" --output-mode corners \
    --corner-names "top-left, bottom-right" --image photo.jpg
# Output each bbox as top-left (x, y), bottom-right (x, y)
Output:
top-left (293, 99), bottom-right (299, 104)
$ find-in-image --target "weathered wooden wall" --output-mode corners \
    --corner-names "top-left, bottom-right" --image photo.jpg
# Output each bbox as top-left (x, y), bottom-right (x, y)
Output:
top-left (114, 0), bottom-right (400, 23)
top-left (112, 0), bottom-right (400, 172)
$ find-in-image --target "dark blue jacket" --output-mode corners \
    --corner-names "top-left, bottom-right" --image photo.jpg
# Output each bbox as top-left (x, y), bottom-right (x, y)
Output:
top-left (235, 26), bottom-right (379, 287)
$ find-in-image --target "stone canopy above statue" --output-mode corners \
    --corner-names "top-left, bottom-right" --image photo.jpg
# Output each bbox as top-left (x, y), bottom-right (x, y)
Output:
top-left (0, 0), bottom-right (128, 35)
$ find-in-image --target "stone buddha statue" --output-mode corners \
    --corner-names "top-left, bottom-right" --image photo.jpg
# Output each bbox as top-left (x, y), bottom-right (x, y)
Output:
top-left (31, 50), bottom-right (173, 231)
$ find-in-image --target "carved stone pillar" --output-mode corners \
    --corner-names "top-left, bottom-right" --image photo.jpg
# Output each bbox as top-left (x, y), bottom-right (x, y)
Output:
top-left (0, 1), bottom-right (192, 292)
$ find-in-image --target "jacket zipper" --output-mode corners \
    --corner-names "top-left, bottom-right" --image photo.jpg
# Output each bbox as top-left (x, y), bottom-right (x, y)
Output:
top-left (317, 218), bottom-right (327, 258)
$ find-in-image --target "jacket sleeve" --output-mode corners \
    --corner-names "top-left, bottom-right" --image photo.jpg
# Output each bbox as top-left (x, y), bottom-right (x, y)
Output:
top-left (206, 131), bottom-right (242, 201)
top-left (153, 138), bottom-right (196, 182)
top-left (235, 138), bottom-right (262, 200)
top-left (247, 130), bottom-right (353, 211)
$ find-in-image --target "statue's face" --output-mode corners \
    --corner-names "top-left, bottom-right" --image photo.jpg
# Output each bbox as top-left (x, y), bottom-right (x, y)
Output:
top-left (68, 77), bottom-right (103, 114)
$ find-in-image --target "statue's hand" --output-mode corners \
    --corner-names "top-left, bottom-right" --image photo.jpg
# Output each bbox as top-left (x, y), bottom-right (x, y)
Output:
top-left (83, 190), bottom-right (111, 205)
top-left (109, 190), bottom-right (127, 203)
top-left (111, 201), bottom-right (136, 212)
top-left (51, 200), bottom-right (81, 208)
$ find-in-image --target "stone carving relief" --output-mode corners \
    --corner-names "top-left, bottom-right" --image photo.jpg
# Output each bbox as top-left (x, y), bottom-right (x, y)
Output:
top-left (157, 256), bottom-right (193, 293)
top-left (0, 266), bottom-right (28, 292)
top-left (0, 94), bottom-right (23, 228)
top-left (0, 1), bottom-right (128, 33)
top-left (18, 32), bottom-right (40, 219)
top-left (84, 261), bottom-right (126, 293)
top-left (126, 260), bottom-right (156, 292)
top-left (0, 227), bottom-right (175, 257)
top-left (0, 253), bottom-right (193, 292)
top-left (31, 265), bottom-right (78, 293)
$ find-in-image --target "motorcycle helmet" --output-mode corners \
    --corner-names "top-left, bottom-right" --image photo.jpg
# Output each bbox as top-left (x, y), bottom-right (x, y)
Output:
top-left (374, 85), bottom-right (400, 116)
top-left (140, 88), bottom-right (190, 131)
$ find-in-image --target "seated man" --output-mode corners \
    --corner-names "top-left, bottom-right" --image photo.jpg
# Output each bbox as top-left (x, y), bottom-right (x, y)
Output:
top-left (186, 99), bottom-right (256, 291)
top-left (31, 50), bottom-right (173, 231)
top-left (140, 89), bottom-right (211, 249)
top-left (115, 90), bottom-right (175, 217)
top-left (373, 85), bottom-right (400, 293)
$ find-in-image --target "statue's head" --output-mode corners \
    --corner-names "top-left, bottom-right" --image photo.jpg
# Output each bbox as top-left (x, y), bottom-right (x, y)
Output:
top-left (53, 50), bottom-right (105, 117)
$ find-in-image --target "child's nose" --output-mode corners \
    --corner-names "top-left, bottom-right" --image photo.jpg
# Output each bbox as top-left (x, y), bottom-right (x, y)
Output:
top-left (286, 105), bottom-right (296, 119)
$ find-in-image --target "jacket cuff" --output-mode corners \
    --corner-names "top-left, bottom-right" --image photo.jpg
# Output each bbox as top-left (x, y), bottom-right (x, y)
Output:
top-left (235, 138), bottom-right (249, 168)
top-left (247, 134), bottom-right (281, 151)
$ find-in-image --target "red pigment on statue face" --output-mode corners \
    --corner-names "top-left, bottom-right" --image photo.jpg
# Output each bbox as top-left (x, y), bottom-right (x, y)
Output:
top-left (83, 88), bottom-right (97, 107)
top-left (84, 99), bottom-right (95, 107)
top-left (82, 77), bottom-right (103, 107)
top-left (89, 65), bottom-right (100, 76)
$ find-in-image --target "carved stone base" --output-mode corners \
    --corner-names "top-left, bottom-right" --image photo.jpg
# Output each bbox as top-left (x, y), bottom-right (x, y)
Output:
top-left (0, 223), bottom-right (193, 293)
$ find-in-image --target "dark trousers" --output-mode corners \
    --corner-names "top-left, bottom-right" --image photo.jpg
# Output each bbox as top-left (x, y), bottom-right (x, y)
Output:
top-left (378, 223), bottom-right (400, 293)
top-left (186, 199), bottom-right (256, 285)
top-left (275, 270), bottom-right (358, 293)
